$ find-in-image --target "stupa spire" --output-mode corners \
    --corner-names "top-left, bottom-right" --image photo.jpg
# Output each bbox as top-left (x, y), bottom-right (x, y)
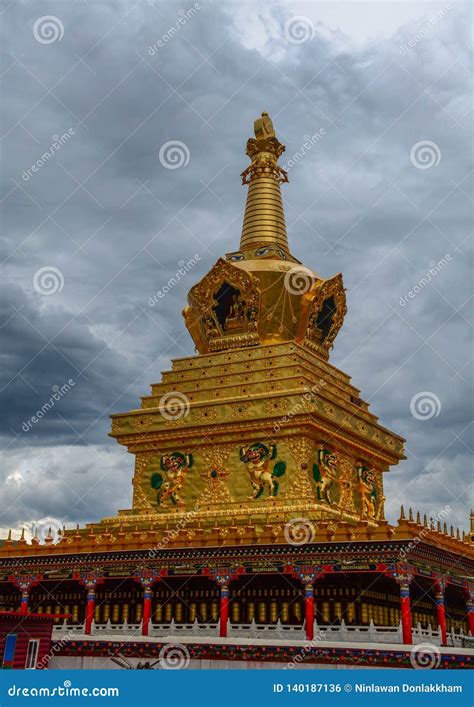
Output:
top-left (239, 112), bottom-right (289, 254)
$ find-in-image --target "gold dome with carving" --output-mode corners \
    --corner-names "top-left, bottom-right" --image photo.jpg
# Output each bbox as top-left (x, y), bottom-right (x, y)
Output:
top-left (183, 112), bottom-right (347, 359)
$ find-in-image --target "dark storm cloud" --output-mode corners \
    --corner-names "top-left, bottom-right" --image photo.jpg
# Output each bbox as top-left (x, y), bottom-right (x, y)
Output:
top-left (1, 0), bottom-right (472, 531)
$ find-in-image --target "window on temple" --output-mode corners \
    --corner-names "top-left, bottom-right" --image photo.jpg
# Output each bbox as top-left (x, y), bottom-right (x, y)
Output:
top-left (316, 296), bottom-right (336, 342)
top-left (25, 639), bottom-right (39, 669)
top-left (212, 283), bottom-right (246, 331)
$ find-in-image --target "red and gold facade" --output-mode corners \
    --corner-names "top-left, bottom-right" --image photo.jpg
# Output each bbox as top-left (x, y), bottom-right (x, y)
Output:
top-left (1, 114), bottom-right (473, 658)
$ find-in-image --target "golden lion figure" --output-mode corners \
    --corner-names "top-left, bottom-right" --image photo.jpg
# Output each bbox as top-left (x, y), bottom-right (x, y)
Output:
top-left (239, 443), bottom-right (286, 499)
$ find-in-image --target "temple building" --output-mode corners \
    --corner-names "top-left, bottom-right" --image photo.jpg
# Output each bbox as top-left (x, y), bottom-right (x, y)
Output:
top-left (1, 113), bottom-right (473, 669)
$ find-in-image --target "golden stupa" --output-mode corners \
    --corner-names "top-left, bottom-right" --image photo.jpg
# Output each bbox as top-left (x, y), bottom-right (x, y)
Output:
top-left (4, 113), bottom-right (411, 554)
top-left (103, 111), bottom-right (405, 542)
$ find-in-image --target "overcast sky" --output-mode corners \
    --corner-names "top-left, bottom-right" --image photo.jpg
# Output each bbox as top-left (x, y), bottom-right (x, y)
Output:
top-left (1, 0), bottom-right (472, 540)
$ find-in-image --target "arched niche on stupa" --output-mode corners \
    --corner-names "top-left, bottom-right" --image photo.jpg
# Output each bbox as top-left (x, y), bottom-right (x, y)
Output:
top-left (183, 258), bottom-right (260, 353)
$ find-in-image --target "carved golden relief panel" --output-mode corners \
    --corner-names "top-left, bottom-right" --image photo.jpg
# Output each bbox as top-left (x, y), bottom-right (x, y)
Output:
top-left (132, 436), bottom-right (386, 523)
top-left (227, 441), bottom-right (292, 502)
top-left (136, 451), bottom-right (205, 512)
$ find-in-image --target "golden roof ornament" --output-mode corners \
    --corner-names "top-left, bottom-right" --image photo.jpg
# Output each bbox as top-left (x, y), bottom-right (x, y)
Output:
top-left (240, 111), bottom-right (289, 254)
top-left (253, 111), bottom-right (275, 140)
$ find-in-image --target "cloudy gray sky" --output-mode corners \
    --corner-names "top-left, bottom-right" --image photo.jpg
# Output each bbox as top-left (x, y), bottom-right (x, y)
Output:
top-left (1, 0), bottom-right (472, 539)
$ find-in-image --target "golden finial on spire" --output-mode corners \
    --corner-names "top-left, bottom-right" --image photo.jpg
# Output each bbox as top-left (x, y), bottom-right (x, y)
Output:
top-left (239, 111), bottom-right (289, 255)
top-left (253, 111), bottom-right (275, 140)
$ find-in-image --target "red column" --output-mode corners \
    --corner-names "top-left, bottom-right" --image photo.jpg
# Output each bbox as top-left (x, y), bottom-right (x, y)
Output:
top-left (435, 588), bottom-right (447, 646)
top-left (84, 582), bottom-right (96, 635)
top-left (219, 583), bottom-right (230, 638)
top-left (399, 581), bottom-right (412, 645)
top-left (141, 581), bottom-right (154, 637)
top-left (304, 583), bottom-right (315, 641)
top-left (19, 586), bottom-right (30, 615)
top-left (465, 591), bottom-right (474, 636)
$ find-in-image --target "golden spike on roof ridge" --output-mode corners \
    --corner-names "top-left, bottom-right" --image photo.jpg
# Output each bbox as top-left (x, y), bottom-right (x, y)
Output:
top-left (416, 511), bottom-right (421, 524)
top-left (408, 507), bottom-right (414, 522)
top-left (400, 505), bottom-right (406, 520)
top-left (239, 112), bottom-right (289, 254)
